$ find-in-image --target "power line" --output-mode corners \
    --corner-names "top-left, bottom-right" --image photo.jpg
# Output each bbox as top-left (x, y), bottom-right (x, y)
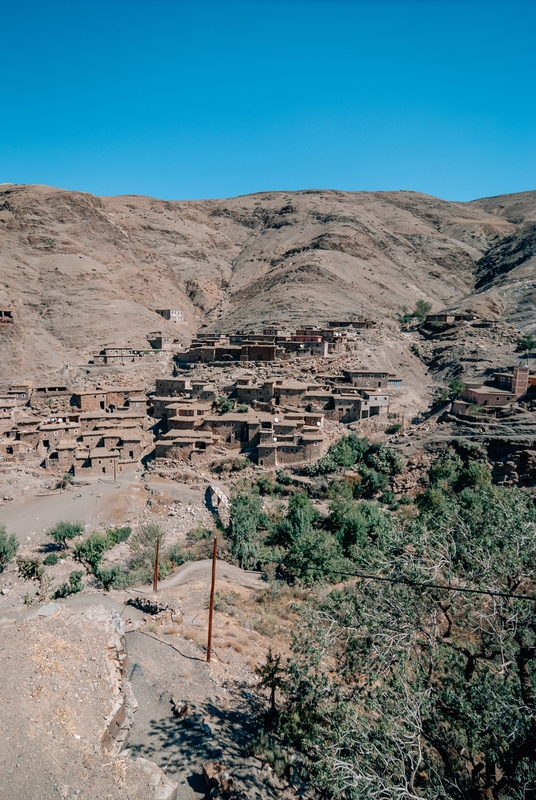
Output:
top-left (331, 570), bottom-right (536, 602)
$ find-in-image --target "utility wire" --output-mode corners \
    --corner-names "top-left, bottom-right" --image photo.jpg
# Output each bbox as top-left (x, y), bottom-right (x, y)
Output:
top-left (331, 570), bottom-right (536, 602)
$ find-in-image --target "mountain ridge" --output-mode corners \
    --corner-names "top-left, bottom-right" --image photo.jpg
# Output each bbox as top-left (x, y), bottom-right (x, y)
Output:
top-left (0, 183), bottom-right (534, 384)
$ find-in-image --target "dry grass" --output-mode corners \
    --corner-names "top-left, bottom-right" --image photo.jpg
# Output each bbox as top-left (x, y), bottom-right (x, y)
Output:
top-left (162, 622), bottom-right (181, 635)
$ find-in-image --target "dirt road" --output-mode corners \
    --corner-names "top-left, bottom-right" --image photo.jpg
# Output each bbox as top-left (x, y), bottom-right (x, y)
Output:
top-left (2, 469), bottom-right (146, 545)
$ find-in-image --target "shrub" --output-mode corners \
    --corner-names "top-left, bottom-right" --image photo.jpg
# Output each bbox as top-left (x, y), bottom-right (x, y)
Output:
top-left (237, 404), bottom-right (249, 413)
top-left (43, 553), bottom-right (59, 566)
top-left (48, 520), bottom-right (84, 548)
top-left (167, 542), bottom-right (188, 566)
top-left (0, 525), bottom-right (18, 572)
top-left (276, 469), bottom-right (293, 486)
top-left (53, 570), bottom-right (84, 598)
top-left (96, 565), bottom-right (126, 590)
top-left (385, 423), bottom-right (401, 434)
top-left (516, 333), bottom-right (536, 353)
top-left (216, 397), bottom-right (234, 414)
top-left (17, 556), bottom-right (44, 581)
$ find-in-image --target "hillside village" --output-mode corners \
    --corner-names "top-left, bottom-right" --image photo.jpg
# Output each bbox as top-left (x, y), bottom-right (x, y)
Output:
top-left (2, 187), bottom-right (536, 800)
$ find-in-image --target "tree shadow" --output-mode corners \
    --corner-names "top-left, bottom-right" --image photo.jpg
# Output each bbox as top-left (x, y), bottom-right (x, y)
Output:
top-left (128, 691), bottom-right (271, 798)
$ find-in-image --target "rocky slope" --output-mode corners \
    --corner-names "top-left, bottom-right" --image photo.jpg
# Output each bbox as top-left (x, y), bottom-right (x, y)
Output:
top-left (0, 183), bottom-right (534, 384)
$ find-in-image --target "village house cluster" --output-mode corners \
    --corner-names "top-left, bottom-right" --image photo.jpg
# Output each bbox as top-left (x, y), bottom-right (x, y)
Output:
top-left (151, 367), bottom-right (394, 467)
top-left (0, 383), bottom-right (151, 478)
top-left (176, 320), bottom-right (376, 365)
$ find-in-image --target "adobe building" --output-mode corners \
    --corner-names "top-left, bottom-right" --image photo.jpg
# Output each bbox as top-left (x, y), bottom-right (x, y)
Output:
top-left (493, 366), bottom-right (530, 398)
top-left (155, 377), bottom-right (192, 397)
top-left (461, 387), bottom-right (514, 407)
top-left (155, 309), bottom-right (183, 322)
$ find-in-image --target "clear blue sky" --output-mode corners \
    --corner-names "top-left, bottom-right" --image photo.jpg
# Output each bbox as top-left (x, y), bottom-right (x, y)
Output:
top-left (1, 0), bottom-right (534, 201)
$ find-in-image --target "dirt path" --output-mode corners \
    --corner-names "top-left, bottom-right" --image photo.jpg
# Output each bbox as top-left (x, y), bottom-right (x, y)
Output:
top-left (3, 468), bottom-right (146, 545)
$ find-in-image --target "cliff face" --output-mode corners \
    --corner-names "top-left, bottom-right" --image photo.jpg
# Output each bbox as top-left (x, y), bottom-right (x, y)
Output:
top-left (0, 183), bottom-right (534, 383)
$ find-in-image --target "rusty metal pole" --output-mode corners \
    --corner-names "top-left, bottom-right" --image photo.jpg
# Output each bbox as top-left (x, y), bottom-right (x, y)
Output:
top-left (153, 533), bottom-right (160, 594)
top-left (207, 536), bottom-right (218, 663)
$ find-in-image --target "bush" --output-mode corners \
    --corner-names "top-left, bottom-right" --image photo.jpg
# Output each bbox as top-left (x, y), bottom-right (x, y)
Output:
top-left (17, 556), bottom-right (44, 581)
top-left (43, 553), bottom-right (59, 566)
top-left (96, 565), bottom-right (126, 590)
top-left (237, 404), bottom-right (249, 413)
top-left (53, 570), bottom-right (84, 598)
top-left (216, 397), bottom-right (234, 414)
top-left (48, 520), bottom-right (84, 548)
top-left (276, 469), bottom-right (293, 486)
top-left (128, 522), bottom-right (166, 580)
top-left (516, 333), bottom-right (536, 353)
top-left (167, 542), bottom-right (188, 566)
top-left (385, 423), bottom-right (401, 434)
top-left (0, 525), bottom-right (18, 572)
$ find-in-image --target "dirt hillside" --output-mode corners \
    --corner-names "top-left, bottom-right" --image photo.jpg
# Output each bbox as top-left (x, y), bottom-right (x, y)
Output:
top-left (0, 183), bottom-right (534, 383)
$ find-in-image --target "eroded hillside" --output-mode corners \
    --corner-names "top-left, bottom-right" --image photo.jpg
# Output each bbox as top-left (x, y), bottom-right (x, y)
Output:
top-left (0, 183), bottom-right (534, 384)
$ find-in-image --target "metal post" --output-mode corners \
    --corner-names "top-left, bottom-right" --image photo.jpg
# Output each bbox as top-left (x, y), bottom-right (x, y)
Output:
top-left (207, 536), bottom-right (218, 663)
top-left (153, 533), bottom-right (160, 593)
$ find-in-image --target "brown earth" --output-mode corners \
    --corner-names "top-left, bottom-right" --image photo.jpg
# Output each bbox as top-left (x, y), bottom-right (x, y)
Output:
top-left (1, 183), bottom-right (535, 386)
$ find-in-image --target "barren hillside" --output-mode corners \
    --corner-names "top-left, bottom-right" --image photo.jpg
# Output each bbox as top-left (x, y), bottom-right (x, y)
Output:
top-left (0, 183), bottom-right (534, 383)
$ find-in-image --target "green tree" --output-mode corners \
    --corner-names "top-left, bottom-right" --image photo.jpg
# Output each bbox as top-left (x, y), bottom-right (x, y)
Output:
top-left (227, 487), bottom-right (264, 569)
top-left (278, 483), bottom-right (536, 800)
top-left (0, 524), bottom-right (19, 572)
top-left (516, 334), bottom-right (536, 353)
top-left (48, 520), bottom-right (84, 549)
top-left (414, 299), bottom-right (432, 322)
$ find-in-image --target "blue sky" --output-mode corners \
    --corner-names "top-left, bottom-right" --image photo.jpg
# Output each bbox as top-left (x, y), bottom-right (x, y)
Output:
top-left (0, 0), bottom-right (534, 201)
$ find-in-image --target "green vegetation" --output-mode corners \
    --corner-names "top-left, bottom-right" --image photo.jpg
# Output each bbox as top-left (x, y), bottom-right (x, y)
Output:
top-left (302, 434), bottom-right (404, 488)
top-left (249, 440), bottom-right (536, 800)
top-left (433, 378), bottom-right (466, 407)
top-left (47, 520), bottom-right (84, 548)
top-left (225, 438), bottom-right (405, 583)
top-left (43, 553), bottom-right (59, 566)
top-left (53, 570), bottom-right (84, 598)
top-left (0, 524), bottom-right (19, 572)
top-left (516, 333), bottom-right (536, 353)
top-left (398, 299), bottom-right (432, 326)
top-left (385, 422), bottom-right (402, 434)
top-left (215, 396), bottom-right (235, 414)
top-left (73, 526), bottom-right (132, 589)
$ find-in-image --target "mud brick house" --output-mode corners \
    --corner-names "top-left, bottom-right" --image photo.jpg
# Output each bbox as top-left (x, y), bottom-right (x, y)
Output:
top-left (273, 380), bottom-right (312, 407)
top-left (155, 309), bottom-right (183, 322)
top-left (239, 343), bottom-right (278, 362)
top-left (39, 420), bottom-right (81, 449)
top-left (330, 389), bottom-right (390, 422)
top-left (190, 381), bottom-right (217, 402)
top-left (200, 410), bottom-right (273, 450)
top-left (147, 332), bottom-right (177, 350)
top-left (155, 377), bottom-right (192, 397)
top-left (461, 387), bottom-right (514, 407)
top-left (257, 413), bottom-right (326, 467)
top-left (0, 399), bottom-right (17, 419)
top-left (343, 370), bottom-right (400, 389)
top-left (8, 383), bottom-right (31, 403)
top-left (33, 386), bottom-right (69, 397)
top-left (72, 390), bottom-right (108, 412)
top-left (281, 338), bottom-right (329, 358)
top-left (74, 448), bottom-right (120, 478)
top-left (295, 328), bottom-right (348, 353)
top-left (166, 400), bottom-right (212, 430)
top-left (302, 389), bottom-right (334, 411)
top-left (493, 366), bottom-right (531, 398)
top-left (154, 430), bottom-right (216, 461)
